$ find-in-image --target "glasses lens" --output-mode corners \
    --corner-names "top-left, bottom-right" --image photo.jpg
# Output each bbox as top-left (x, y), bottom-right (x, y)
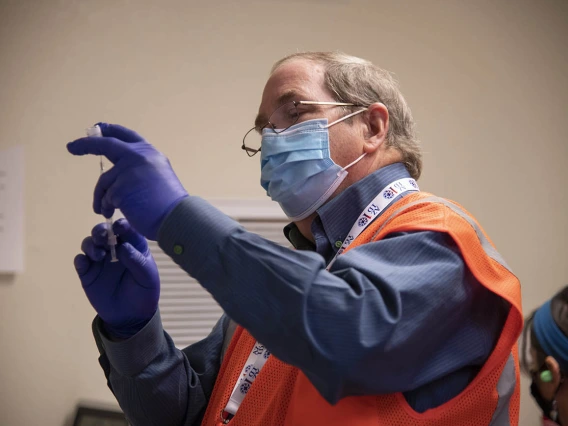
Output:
top-left (269, 101), bottom-right (299, 131)
top-left (242, 102), bottom-right (300, 157)
top-left (242, 127), bottom-right (262, 156)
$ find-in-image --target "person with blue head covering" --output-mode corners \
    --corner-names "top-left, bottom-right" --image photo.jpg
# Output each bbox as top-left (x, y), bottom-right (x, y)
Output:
top-left (522, 287), bottom-right (568, 425)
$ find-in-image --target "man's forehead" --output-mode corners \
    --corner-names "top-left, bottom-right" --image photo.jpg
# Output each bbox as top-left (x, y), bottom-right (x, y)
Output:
top-left (264, 60), bottom-right (325, 101)
top-left (256, 60), bottom-right (326, 124)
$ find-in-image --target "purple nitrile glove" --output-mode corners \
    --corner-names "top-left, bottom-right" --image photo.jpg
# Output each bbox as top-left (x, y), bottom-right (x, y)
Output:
top-left (74, 218), bottom-right (160, 338)
top-left (67, 123), bottom-right (188, 240)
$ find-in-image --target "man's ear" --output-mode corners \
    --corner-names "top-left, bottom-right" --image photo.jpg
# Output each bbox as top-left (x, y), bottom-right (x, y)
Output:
top-left (363, 103), bottom-right (389, 154)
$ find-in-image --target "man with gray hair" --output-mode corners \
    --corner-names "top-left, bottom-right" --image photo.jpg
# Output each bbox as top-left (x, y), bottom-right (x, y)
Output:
top-left (68, 52), bottom-right (522, 425)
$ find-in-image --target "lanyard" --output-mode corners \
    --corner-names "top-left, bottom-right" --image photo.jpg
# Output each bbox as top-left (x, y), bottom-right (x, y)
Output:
top-left (326, 177), bottom-right (419, 269)
top-left (221, 177), bottom-right (419, 422)
top-left (223, 342), bottom-right (271, 417)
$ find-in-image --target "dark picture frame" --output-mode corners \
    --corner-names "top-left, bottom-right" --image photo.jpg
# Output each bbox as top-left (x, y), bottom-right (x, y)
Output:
top-left (72, 405), bottom-right (129, 426)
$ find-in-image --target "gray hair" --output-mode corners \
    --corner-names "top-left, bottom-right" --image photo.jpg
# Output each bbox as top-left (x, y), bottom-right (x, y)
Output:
top-left (272, 52), bottom-right (422, 180)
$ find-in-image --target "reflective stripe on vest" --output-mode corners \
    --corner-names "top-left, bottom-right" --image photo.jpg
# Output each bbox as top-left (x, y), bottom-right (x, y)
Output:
top-left (370, 195), bottom-right (512, 272)
top-left (489, 353), bottom-right (516, 426)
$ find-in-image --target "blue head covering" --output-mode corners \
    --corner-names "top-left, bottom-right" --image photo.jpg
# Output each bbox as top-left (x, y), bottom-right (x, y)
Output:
top-left (533, 299), bottom-right (568, 373)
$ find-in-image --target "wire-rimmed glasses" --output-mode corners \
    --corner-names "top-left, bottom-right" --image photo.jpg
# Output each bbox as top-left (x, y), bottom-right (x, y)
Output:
top-left (241, 100), bottom-right (361, 157)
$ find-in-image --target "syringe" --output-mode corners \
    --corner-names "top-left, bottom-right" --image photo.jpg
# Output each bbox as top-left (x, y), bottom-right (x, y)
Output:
top-left (86, 125), bottom-right (118, 262)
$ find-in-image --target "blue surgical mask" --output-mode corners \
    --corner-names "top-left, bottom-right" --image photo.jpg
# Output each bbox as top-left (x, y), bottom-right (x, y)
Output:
top-left (260, 111), bottom-right (366, 221)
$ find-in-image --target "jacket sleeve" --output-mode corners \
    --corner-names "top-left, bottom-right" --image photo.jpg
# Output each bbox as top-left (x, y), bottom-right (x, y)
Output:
top-left (93, 311), bottom-right (232, 426)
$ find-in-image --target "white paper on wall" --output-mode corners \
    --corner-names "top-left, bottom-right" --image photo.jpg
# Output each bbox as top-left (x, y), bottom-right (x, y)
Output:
top-left (0, 145), bottom-right (24, 273)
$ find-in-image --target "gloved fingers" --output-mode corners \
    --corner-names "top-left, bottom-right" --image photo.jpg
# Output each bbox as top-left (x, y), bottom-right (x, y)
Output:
top-left (67, 136), bottom-right (131, 165)
top-left (73, 254), bottom-right (91, 276)
top-left (97, 123), bottom-right (145, 143)
top-left (113, 218), bottom-right (148, 254)
top-left (81, 236), bottom-right (107, 262)
top-left (91, 222), bottom-right (112, 247)
top-left (94, 166), bottom-right (120, 215)
top-left (117, 242), bottom-right (157, 287)
top-left (100, 192), bottom-right (116, 220)
top-left (73, 253), bottom-right (103, 288)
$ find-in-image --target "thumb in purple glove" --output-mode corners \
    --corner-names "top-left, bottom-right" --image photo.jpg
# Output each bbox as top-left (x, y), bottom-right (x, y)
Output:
top-left (74, 218), bottom-right (160, 338)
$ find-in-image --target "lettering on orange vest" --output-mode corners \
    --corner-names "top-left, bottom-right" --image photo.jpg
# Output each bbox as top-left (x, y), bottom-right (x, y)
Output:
top-left (201, 192), bottom-right (523, 426)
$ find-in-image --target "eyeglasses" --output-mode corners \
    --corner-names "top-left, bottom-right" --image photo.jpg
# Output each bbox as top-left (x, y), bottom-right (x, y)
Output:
top-left (241, 100), bottom-right (362, 157)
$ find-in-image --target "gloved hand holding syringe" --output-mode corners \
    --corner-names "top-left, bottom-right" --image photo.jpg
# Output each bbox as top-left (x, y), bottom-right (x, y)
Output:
top-left (85, 125), bottom-right (118, 262)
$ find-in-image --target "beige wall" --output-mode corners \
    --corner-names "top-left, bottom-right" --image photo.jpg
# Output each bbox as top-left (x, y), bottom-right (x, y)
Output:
top-left (0, 0), bottom-right (567, 424)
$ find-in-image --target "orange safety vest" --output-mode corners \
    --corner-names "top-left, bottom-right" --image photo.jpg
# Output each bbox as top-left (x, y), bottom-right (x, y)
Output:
top-left (201, 192), bottom-right (523, 426)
